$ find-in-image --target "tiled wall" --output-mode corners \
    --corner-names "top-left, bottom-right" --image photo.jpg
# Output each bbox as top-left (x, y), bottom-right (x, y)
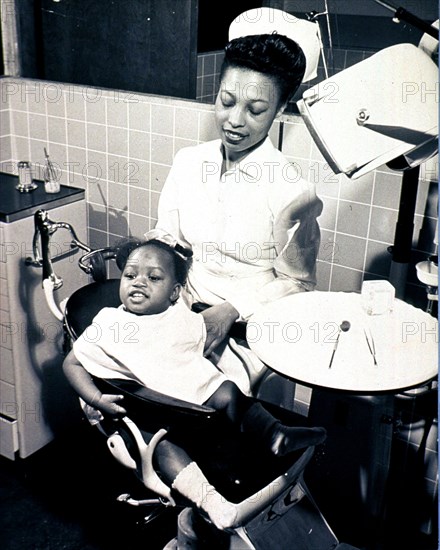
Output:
top-left (196, 51), bottom-right (224, 104)
top-left (1, 76), bottom-right (437, 300)
top-left (282, 119), bottom-right (438, 303)
top-left (197, 46), bottom-right (378, 104)
top-left (0, 78), bottom-right (221, 273)
top-left (389, 388), bottom-right (439, 537)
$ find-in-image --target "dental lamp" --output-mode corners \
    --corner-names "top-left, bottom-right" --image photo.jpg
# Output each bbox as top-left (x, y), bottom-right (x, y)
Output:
top-left (296, 4), bottom-right (438, 299)
top-left (229, 5), bottom-right (438, 181)
top-left (297, 36), bottom-right (438, 179)
top-left (296, 1), bottom-right (438, 180)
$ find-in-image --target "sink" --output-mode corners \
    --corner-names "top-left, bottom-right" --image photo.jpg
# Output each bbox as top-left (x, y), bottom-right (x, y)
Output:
top-left (416, 260), bottom-right (438, 287)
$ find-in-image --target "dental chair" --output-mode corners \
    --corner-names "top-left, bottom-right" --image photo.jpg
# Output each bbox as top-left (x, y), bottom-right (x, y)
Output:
top-left (32, 209), bottom-right (359, 549)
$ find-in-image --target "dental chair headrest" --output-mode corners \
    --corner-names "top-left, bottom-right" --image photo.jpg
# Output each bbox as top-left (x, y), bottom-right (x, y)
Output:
top-left (89, 252), bottom-right (107, 283)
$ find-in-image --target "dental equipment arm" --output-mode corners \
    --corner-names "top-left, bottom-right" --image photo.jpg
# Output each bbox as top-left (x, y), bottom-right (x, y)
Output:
top-left (373, 0), bottom-right (439, 38)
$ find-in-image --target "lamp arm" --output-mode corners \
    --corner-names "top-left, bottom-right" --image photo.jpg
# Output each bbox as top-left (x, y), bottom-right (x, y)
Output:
top-left (372, 0), bottom-right (439, 39)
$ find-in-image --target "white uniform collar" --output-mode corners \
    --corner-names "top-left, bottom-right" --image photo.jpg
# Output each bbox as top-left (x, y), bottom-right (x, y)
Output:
top-left (204, 136), bottom-right (275, 182)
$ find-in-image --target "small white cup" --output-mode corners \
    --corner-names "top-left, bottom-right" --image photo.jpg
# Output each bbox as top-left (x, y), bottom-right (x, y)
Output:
top-left (361, 280), bottom-right (395, 315)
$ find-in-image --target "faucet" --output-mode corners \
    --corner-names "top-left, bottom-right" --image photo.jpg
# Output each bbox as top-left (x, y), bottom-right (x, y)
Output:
top-left (26, 210), bottom-right (91, 289)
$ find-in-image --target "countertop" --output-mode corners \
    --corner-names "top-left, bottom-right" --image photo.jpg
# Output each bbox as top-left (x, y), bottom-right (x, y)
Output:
top-left (0, 172), bottom-right (85, 223)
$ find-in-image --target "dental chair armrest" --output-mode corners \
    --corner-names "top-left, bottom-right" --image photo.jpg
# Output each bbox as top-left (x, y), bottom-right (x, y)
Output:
top-left (94, 377), bottom-right (217, 417)
top-left (92, 378), bottom-right (220, 434)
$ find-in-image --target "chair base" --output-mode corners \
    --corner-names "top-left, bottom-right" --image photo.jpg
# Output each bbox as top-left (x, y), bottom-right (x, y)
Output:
top-left (243, 480), bottom-right (339, 550)
top-left (163, 507), bottom-right (233, 550)
top-left (163, 480), bottom-right (361, 550)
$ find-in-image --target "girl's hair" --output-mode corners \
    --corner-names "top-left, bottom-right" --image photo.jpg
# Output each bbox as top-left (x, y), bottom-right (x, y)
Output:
top-left (220, 34), bottom-right (306, 107)
top-left (114, 237), bottom-right (192, 285)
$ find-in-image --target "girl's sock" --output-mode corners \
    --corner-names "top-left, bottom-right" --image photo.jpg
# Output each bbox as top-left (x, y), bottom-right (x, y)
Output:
top-left (171, 461), bottom-right (238, 530)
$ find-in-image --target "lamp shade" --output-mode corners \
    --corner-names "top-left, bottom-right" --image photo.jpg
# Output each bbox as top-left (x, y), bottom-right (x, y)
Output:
top-left (297, 43), bottom-right (438, 179)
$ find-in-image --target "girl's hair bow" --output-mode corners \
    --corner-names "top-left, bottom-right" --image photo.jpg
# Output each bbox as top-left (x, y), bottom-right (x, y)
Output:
top-left (143, 228), bottom-right (193, 260)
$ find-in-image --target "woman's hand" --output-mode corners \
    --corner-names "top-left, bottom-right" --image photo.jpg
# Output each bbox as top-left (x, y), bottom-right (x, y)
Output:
top-left (201, 302), bottom-right (240, 356)
top-left (94, 393), bottom-right (127, 417)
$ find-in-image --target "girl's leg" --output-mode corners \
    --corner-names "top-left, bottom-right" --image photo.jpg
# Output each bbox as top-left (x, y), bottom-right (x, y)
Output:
top-left (153, 437), bottom-right (238, 531)
top-left (154, 438), bottom-right (193, 484)
top-left (204, 380), bottom-right (251, 423)
top-left (205, 381), bottom-right (327, 456)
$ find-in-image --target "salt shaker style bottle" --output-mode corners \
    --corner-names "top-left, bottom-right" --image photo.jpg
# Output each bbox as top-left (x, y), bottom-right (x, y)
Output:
top-left (16, 161), bottom-right (38, 192)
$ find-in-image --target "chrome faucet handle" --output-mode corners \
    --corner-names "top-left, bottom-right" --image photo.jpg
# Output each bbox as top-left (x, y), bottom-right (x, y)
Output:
top-left (26, 210), bottom-right (93, 288)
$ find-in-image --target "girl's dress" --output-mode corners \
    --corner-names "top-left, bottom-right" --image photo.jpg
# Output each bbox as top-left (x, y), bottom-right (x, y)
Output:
top-left (73, 300), bottom-right (226, 405)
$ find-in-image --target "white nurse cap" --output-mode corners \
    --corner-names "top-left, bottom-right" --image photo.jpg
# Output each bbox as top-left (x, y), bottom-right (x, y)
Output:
top-left (228, 7), bottom-right (321, 82)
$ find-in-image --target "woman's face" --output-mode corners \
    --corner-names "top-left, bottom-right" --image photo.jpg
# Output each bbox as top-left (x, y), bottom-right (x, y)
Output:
top-left (215, 66), bottom-right (283, 163)
top-left (119, 245), bottom-right (180, 315)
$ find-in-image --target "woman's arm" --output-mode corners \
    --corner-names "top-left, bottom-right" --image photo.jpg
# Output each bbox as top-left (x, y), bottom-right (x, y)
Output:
top-left (156, 149), bottom-right (189, 244)
top-left (63, 349), bottom-right (126, 416)
top-left (201, 302), bottom-right (240, 356)
top-left (260, 186), bottom-right (323, 304)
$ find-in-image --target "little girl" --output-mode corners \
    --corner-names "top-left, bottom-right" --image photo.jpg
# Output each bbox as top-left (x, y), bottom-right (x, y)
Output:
top-left (63, 232), bottom-right (326, 530)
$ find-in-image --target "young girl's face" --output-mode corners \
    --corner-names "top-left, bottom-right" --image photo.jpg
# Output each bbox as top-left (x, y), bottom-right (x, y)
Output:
top-left (119, 245), bottom-right (180, 315)
top-left (215, 66), bottom-right (282, 164)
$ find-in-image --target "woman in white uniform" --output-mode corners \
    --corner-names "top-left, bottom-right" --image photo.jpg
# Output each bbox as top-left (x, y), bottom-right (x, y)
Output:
top-left (157, 28), bottom-right (322, 395)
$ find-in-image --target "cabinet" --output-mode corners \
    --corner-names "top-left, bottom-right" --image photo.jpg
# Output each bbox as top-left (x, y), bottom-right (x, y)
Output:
top-left (0, 174), bottom-right (88, 459)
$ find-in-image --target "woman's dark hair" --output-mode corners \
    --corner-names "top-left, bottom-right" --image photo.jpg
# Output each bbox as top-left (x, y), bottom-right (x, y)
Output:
top-left (113, 237), bottom-right (192, 285)
top-left (220, 34), bottom-right (306, 107)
